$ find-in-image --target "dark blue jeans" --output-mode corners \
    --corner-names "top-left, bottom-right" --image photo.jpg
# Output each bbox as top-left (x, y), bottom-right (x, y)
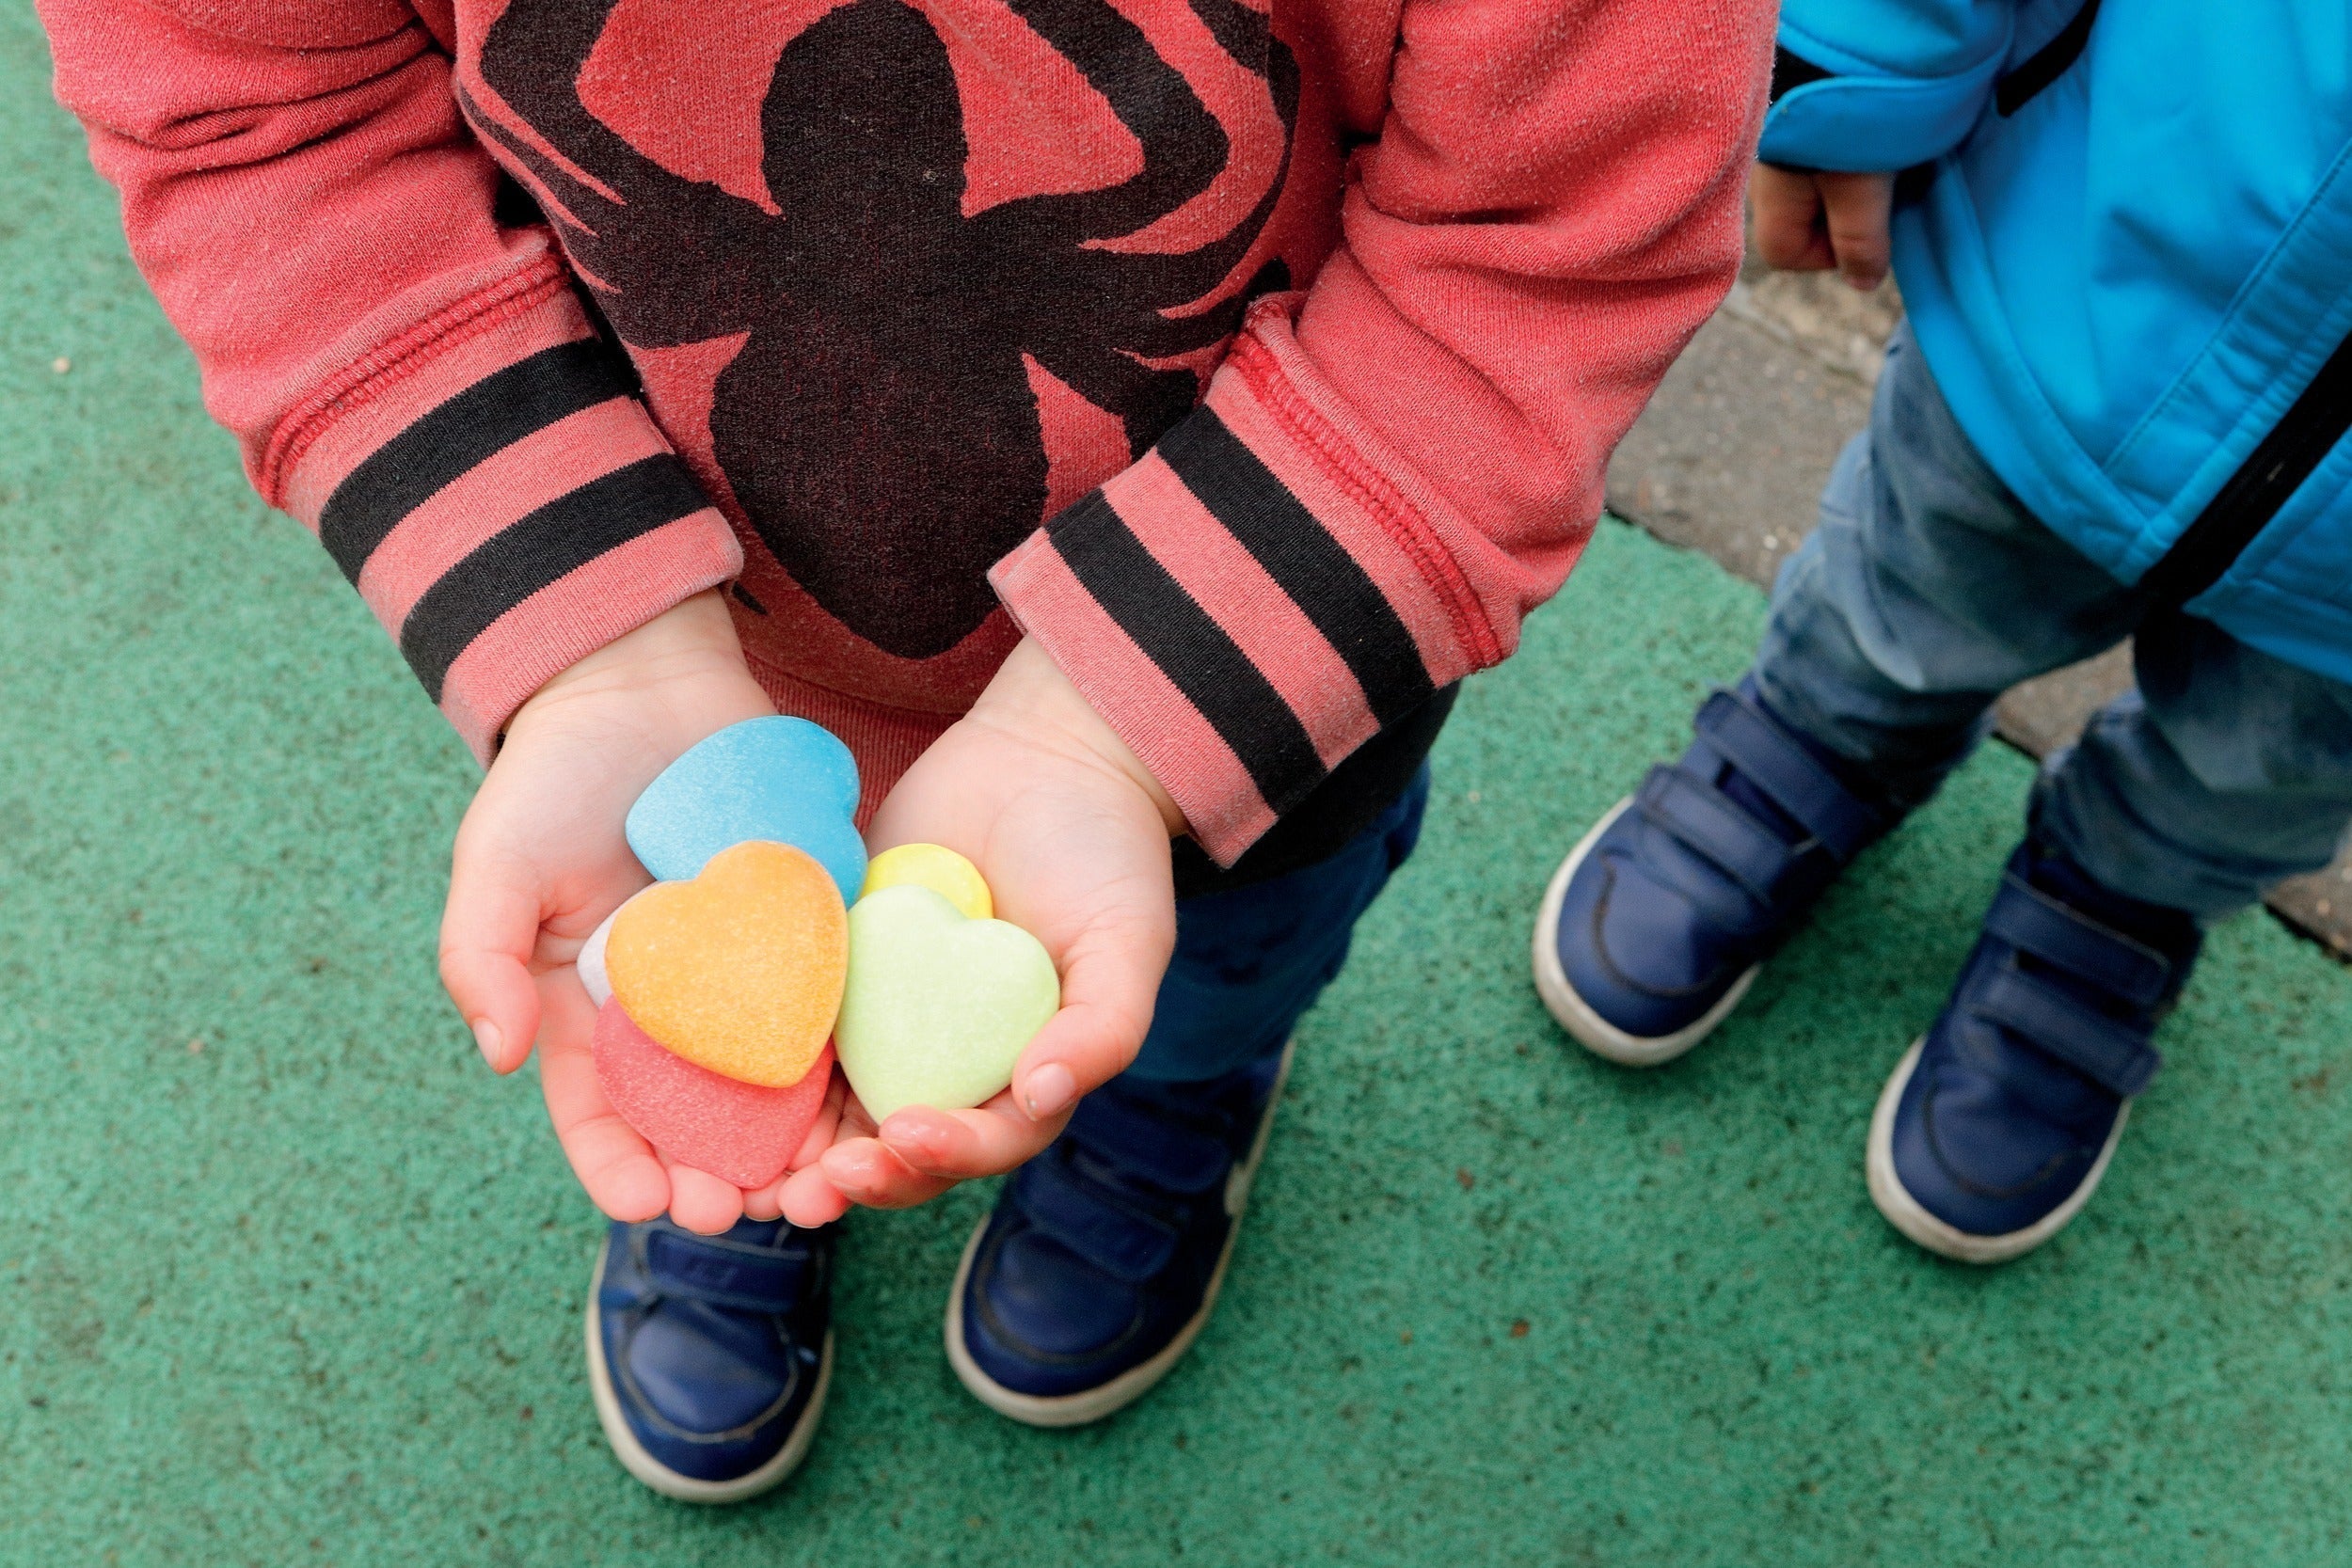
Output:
top-left (1125, 768), bottom-right (1431, 1083)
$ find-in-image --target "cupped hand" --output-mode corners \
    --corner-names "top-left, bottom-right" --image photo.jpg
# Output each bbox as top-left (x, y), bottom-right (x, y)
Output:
top-left (437, 590), bottom-right (780, 1235)
top-left (771, 638), bottom-right (1182, 1226)
top-left (1750, 162), bottom-right (1896, 291)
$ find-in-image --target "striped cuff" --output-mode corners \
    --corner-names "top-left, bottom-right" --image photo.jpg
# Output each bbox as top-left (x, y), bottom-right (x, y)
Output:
top-left (993, 322), bottom-right (1495, 864)
top-left (273, 290), bottom-right (742, 760)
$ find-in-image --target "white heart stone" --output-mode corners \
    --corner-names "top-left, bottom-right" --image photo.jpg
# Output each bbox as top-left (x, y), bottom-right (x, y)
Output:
top-left (576, 888), bottom-right (660, 1009)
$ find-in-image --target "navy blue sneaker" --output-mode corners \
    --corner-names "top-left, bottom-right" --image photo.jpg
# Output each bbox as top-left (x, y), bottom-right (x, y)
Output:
top-left (1533, 686), bottom-right (1896, 1065)
top-left (946, 1040), bottom-right (1292, 1426)
top-left (1867, 844), bottom-right (2200, 1263)
top-left (586, 1216), bottom-right (834, 1501)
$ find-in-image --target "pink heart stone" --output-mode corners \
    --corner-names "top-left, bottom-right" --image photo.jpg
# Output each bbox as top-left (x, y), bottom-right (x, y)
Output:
top-left (593, 999), bottom-right (832, 1190)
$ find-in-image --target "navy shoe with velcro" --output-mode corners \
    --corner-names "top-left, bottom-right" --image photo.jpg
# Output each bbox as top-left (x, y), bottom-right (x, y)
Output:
top-left (586, 1216), bottom-right (834, 1502)
top-left (946, 1041), bottom-right (1291, 1426)
top-left (1867, 844), bottom-right (2199, 1263)
top-left (1534, 684), bottom-right (1897, 1065)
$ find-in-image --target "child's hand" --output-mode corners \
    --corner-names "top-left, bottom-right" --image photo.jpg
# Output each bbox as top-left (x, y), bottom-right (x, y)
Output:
top-left (437, 591), bottom-right (780, 1234)
top-left (765, 639), bottom-right (1181, 1226)
top-left (1750, 162), bottom-right (1896, 292)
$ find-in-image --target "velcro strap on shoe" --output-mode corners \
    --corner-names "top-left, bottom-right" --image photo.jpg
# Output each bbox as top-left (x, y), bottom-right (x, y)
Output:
top-left (1013, 1157), bottom-right (1181, 1284)
top-left (1980, 876), bottom-right (2172, 1009)
top-left (1063, 1093), bottom-right (1230, 1196)
top-left (1636, 763), bottom-right (1805, 908)
top-left (1692, 689), bottom-right (1883, 862)
top-left (641, 1227), bottom-right (819, 1311)
top-left (1972, 965), bottom-right (2163, 1097)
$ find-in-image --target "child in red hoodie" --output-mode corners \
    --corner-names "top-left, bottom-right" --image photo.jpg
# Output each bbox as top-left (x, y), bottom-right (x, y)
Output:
top-left (41, 0), bottom-right (1767, 1496)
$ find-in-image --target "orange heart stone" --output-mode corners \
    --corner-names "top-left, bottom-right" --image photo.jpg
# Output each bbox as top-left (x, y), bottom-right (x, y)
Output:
top-left (607, 840), bottom-right (847, 1086)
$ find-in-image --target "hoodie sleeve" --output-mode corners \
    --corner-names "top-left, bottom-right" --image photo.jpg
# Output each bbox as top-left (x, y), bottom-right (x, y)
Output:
top-left (1760, 0), bottom-right (2031, 172)
top-left (991, 0), bottom-right (1773, 863)
top-left (38, 0), bottom-right (742, 760)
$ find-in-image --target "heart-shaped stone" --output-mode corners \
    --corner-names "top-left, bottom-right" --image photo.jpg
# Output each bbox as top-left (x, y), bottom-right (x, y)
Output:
top-left (594, 1001), bottom-right (832, 1190)
top-left (626, 717), bottom-right (866, 903)
top-left (608, 840), bottom-right (847, 1086)
top-left (860, 842), bottom-right (992, 919)
top-left (574, 887), bottom-right (652, 1009)
top-left (834, 884), bottom-right (1059, 1123)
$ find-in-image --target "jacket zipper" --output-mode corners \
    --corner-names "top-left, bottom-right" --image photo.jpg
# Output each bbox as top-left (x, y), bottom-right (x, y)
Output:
top-left (2140, 326), bottom-right (2352, 610)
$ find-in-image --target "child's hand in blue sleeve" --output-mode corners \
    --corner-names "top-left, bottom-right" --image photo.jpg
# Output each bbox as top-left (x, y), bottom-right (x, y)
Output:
top-left (437, 590), bottom-right (781, 1236)
top-left (763, 638), bottom-right (1183, 1226)
top-left (1751, 162), bottom-right (1896, 292)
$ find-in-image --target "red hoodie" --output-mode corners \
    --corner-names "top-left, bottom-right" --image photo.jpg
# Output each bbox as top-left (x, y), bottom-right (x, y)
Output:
top-left (40, 0), bottom-right (1768, 864)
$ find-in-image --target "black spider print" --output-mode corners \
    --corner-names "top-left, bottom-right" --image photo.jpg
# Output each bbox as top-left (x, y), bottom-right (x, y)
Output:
top-left (464, 0), bottom-right (1299, 658)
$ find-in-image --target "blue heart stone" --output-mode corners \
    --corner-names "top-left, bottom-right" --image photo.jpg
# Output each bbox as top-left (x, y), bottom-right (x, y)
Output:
top-left (626, 717), bottom-right (866, 902)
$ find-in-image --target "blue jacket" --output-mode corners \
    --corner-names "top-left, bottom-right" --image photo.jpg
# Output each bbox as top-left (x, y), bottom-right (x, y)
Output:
top-left (1761, 1), bottom-right (2352, 682)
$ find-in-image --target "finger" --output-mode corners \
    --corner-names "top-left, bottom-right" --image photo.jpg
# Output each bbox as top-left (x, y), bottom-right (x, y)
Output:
top-left (1748, 163), bottom-right (1835, 273)
top-left (439, 842), bottom-right (546, 1075)
top-left (836, 1090), bottom-right (879, 1142)
top-left (1009, 927), bottom-right (1165, 1124)
top-left (818, 1134), bottom-right (954, 1210)
top-left (1010, 999), bottom-right (1145, 1123)
top-left (773, 1088), bottom-right (878, 1222)
top-left (744, 1081), bottom-right (846, 1222)
top-left (876, 1097), bottom-right (1065, 1184)
top-left (1005, 889), bottom-right (1169, 1120)
top-left (535, 975), bottom-right (669, 1221)
top-left (778, 1164), bottom-right (854, 1227)
top-left (786, 1073), bottom-right (850, 1172)
top-left (741, 1181), bottom-right (785, 1223)
top-left (664, 1158), bottom-right (746, 1235)
top-left (1818, 171), bottom-right (1895, 290)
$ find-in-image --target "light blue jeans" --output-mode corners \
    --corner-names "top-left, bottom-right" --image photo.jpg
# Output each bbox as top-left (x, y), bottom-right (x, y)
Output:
top-left (1752, 325), bottom-right (2352, 922)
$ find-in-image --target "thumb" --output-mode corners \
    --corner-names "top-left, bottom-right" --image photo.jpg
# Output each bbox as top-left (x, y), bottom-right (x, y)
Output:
top-left (1011, 905), bottom-right (1173, 1120)
top-left (438, 843), bottom-right (545, 1075)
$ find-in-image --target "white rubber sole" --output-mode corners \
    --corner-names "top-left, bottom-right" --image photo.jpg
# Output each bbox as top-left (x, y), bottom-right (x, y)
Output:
top-left (1865, 1037), bottom-right (2130, 1265)
top-left (1531, 797), bottom-right (1759, 1068)
top-left (584, 1235), bottom-right (834, 1504)
top-left (945, 1038), bottom-right (1295, 1428)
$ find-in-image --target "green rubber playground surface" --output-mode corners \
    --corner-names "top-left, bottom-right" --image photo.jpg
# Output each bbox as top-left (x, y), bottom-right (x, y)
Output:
top-left (6, 8), bottom-right (2352, 1563)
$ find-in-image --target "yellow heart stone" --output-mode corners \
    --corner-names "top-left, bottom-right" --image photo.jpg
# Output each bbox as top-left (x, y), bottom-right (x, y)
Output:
top-left (860, 842), bottom-right (993, 919)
